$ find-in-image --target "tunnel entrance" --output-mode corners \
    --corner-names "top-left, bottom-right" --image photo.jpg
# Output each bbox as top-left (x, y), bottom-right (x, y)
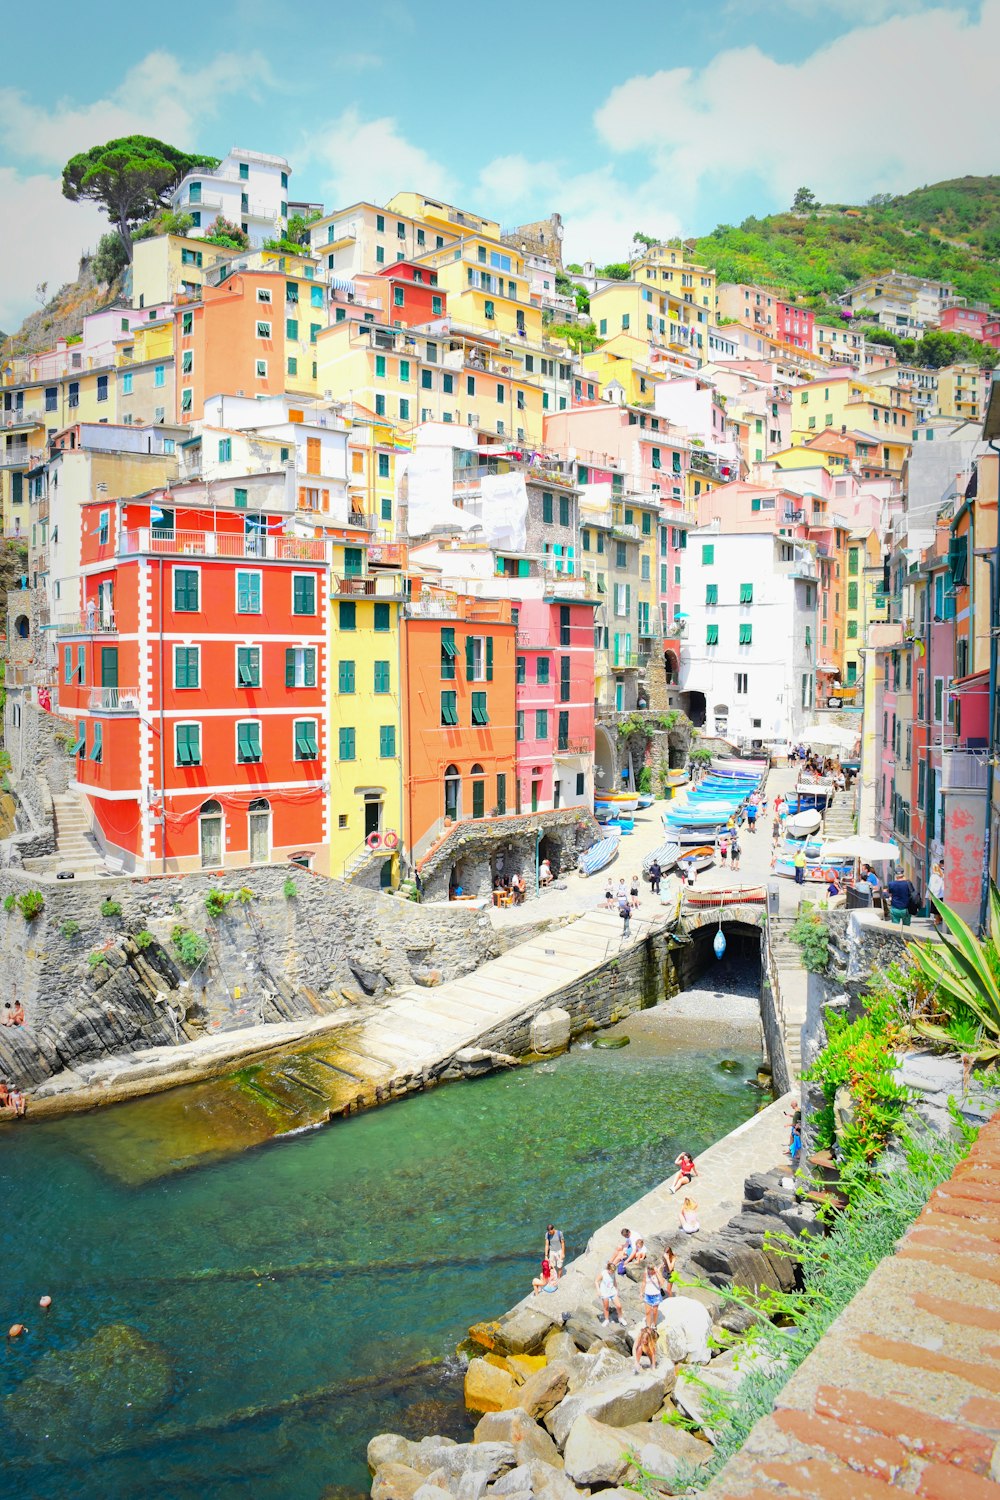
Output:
top-left (672, 920), bottom-right (763, 993)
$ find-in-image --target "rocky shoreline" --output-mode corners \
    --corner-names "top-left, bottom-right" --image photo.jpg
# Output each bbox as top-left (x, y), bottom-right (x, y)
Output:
top-left (367, 1099), bottom-right (814, 1500)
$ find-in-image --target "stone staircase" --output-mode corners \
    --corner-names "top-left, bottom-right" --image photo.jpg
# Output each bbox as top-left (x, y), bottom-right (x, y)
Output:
top-left (821, 788), bottom-right (856, 841)
top-left (22, 793), bottom-right (110, 880)
top-left (766, 912), bottom-right (808, 1079)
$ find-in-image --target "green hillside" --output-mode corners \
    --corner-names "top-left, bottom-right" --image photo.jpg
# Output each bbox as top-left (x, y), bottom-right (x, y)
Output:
top-left (692, 176), bottom-right (1000, 310)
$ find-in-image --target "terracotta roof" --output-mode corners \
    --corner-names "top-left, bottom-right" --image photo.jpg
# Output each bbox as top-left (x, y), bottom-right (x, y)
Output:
top-left (707, 1112), bottom-right (1000, 1498)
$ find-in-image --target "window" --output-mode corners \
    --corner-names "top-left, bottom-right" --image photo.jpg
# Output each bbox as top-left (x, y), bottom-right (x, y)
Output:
top-left (374, 602), bottom-right (390, 632)
top-left (394, 286), bottom-right (405, 308)
top-left (286, 317), bottom-right (299, 341)
top-left (739, 583), bottom-right (753, 604)
top-left (848, 548), bottom-right (859, 575)
top-left (465, 635), bottom-right (493, 681)
top-left (441, 626), bottom-right (457, 679)
top-left (173, 567), bottom-right (199, 612)
top-left (182, 310), bottom-right (193, 335)
top-left (702, 544), bottom-right (714, 565)
top-left (536, 657), bottom-right (550, 685)
top-left (535, 709), bottom-right (548, 739)
top-left (181, 349), bottom-right (193, 375)
top-left (237, 646), bottom-right (261, 687)
top-left (375, 354), bottom-right (386, 378)
top-left (542, 492), bottom-right (553, 524)
top-left (121, 372), bottom-right (133, 396)
top-left (432, 294), bottom-right (443, 315)
top-left (516, 656), bottom-right (526, 685)
top-left (399, 398), bottom-right (410, 421)
top-left (338, 660), bottom-right (356, 694)
top-left (379, 724), bottom-right (396, 758)
top-left (153, 366), bottom-right (165, 389)
top-left (496, 383), bottom-right (505, 404)
top-left (735, 672), bottom-right (748, 694)
top-left (338, 727), bottom-right (356, 761)
top-left (421, 369), bottom-right (433, 390)
top-left (559, 495), bottom-right (570, 528)
top-left (175, 723), bottom-right (201, 766)
top-left (471, 692), bottom-right (489, 726)
top-left (236, 721), bottom-right (262, 763)
top-left (705, 583), bottom-right (717, 606)
top-left (484, 300), bottom-right (495, 320)
top-left (706, 624), bottom-right (719, 645)
top-left (256, 321), bottom-right (272, 341)
top-left (98, 510), bottom-right (110, 546)
top-left (373, 659), bottom-right (390, 694)
top-left (175, 645), bottom-right (200, 690)
top-left (616, 541), bottom-right (627, 569)
top-left (285, 647), bottom-right (317, 687)
top-left (847, 581), bottom-right (859, 610)
top-left (292, 574), bottom-right (316, 614)
top-left (441, 690), bottom-right (458, 725)
top-left (255, 360), bottom-right (267, 378)
top-left (399, 360), bottom-right (410, 383)
top-left (376, 213), bottom-right (385, 232)
top-left (218, 437), bottom-right (232, 463)
top-left (739, 624), bottom-right (752, 645)
top-left (378, 453), bottom-right (390, 479)
top-left (516, 710), bottom-right (524, 741)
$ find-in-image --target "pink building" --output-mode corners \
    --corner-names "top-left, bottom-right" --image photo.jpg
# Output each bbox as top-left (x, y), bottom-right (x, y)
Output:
top-left (514, 595), bottom-right (595, 814)
top-left (775, 301), bottom-right (815, 352)
top-left (939, 306), bottom-right (988, 340)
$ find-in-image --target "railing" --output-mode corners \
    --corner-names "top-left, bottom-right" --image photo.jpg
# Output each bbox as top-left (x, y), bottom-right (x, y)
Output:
top-left (368, 542), bottom-right (407, 567)
top-left (88, 686), bottom-right (140, 713)
top-left (120, 529), bottom-right (329, 562)
top-left (348, 511), bottom-right (376, 532)
top-left (0, 449), bottom-right (32, 468)
top-left (516, 629), bottom-right (551, 648)
top-left (57, 613), bottom-right (118, 636)
top-left (941, 750), bottom-right (990, 791)
top-left (555, 737), bottom-right (592, 755)
top-left (612, 652), bottom-right (642, 669)
top-left (0, 409), bottom-right (42, 429)
top-left (542, 573), bottom-right (597, 601)
top-left (333, 575), bottom-right (411, 599)
top-left (611, 523), bottom-right (641, 541)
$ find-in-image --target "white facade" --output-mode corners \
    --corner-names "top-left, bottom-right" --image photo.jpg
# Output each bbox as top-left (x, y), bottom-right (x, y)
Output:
top-left (678, 527), bottom-right (818, 747)
top-left (171, 148), bottom-right (291, 250)
top-left (200, 393), bottom-right (350, 519)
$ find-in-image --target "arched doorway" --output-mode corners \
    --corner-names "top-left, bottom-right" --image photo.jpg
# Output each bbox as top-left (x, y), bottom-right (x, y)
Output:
top-left (593, 724), bottom-right (617, 798)
top-left (470, 764), bottom-right (485, 820)
top-left (248, 797), bottom-right (271, 864)
top-left (199, 798), bottom-right (224, 868)
top-left (444, 764), bottom-right (461, 822)
top-left (664, 649), bottom-right (679, 685)
top-left (679, 690), bottom-right (706, 728)
top-left (13, 615), bottom-right (28, 640)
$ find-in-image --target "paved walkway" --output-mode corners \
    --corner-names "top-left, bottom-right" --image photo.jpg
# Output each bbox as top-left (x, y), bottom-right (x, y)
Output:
top-left (706, 1109), bottom-right (1000, 1499)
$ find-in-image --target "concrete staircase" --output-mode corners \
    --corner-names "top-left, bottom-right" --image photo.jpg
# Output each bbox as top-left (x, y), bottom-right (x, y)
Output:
top-left (767, 912), bottom-right (808, 1079)
top-left (22, 793), bottom-right (110, 879)
top-left (821, 788), bottom-right (856, 841)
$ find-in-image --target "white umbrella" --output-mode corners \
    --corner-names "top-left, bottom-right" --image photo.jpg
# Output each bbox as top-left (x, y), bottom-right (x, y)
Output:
top-left (819, 835), bottom-right (899, 862)
top-left (799, 724), bottom-right (860, 751)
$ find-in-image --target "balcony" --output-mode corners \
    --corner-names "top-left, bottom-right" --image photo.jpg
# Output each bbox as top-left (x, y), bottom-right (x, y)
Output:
top-left (611, 653), bottom-right (642, 670)
top-left (121, 529), bottom-right (329, 562)
top-left (368, 541), bottom-right (407, 568)
top-left (333, 574), bottom-right (411, 599)
top-left (555, 737), bottom-right (593, 756)
top-left (348, 510), bottom-right (376, 532)
top-left (542, 572), bottom-right (597, 602)
top-left (89, 686), bottom-right (140, 714)
top-left (0, 409), bottom-right (43, 431)
top-left (611, 523), bottom-right (641, 542)
top-left (57, 612), bottom-right (118, 637)
top-left (941, 750), bottom-right (989, 792)
top-left (516, 629), bottom-right (551, 649)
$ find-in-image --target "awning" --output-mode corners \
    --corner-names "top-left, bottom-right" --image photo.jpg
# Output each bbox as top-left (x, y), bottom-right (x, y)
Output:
top-left (329, 277), bottom-right (357, 295)
top-left (816, 661), bottom-right (840, 673)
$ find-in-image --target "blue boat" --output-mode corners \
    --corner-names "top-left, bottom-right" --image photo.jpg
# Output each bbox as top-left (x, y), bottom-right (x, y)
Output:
top-left (578, 830), bottom-right (622, 877)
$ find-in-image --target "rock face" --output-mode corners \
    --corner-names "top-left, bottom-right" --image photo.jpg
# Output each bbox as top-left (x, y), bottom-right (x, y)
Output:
top-left (502, 1361), bottom-right (570, 1420)
top-left (530, 1008), bottom-right (571, 1055)
top-left (656, 1296), bottom-right (713, 1366)
top-left (492, 1306), bottom-right (559, 1357)
top-left (562, 1415), bottom-right (630, 1487)
top-left (546, 1370), bottom-right (673, 1448)
top-left (466, 1359), bottom-right (520, 1415)
top-left (473, 1410), bottom-right (564, 1469)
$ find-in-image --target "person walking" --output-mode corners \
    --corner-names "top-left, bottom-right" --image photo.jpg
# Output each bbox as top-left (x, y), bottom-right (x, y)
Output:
top-left (618, 891), bottom-right (632, 940)
top-left (660, 1244), bottom-right (677, 1298)
top-left (629, 874), bottom-right (640, 910)
top-left (544, 1224), bottom-right (566, 1275)
top-left (746, 802), bottom-right (757, 834)
top-left (718, 835), bottom-right (728, 868)
top-left (648, 860), bottom-right (662, 896)
top-left (730, 833), bottom-right (741, 872)
top-left (794, 847), bottom-right (807, 886)
top-left (596, 1261), bottom-right (624, 1325)
top-left (641, 1264), bottom-right (665, 1328)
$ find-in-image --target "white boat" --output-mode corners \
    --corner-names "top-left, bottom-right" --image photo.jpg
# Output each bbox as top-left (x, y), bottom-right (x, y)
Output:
top-left (578, 830), bottom-right (622, 877)
top-left (595, 794), bottom-right (640, 814)
top-left (786, 809), bottom-right (823, 837)
top-left (642, 839), bottom-right (681, 878)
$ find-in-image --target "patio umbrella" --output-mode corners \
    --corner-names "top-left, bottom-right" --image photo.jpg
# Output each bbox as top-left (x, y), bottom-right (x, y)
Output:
top-left (818, 835), bottom-right (899, 861)
top-left (798, 724), bottom-right (860, 751)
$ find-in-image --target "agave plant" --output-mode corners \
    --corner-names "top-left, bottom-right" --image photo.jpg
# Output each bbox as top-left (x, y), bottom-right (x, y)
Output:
top-left (908, 884), bottom-right (1000, 1069)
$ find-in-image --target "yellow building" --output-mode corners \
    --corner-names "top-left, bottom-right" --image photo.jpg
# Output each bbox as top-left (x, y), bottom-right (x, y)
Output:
top-left (412, 235), bottom-right (544, 345)
top-left (386, 193), bottom-right (500, 241)
top-left (769, 444), bottom-right (849, 475)
top-left (936, 363), bottom-right (990, 423)
top-left (328, 567), bottom-right (406, 882)
top-left (630, 245), bottom-right (717, 314)
top-left (791, 374), bottom-right (913, 473)
top-left (346, 411), bottom-right (405, 538)
top-left (115, 319), bottom-right (176, 425)
top-left (131, 232), bottom-right (233, 308)
top-left (581, 334), bottom-right (661, 407)
top-left (591, 281), bottom-right (695, 359)
top-left (844, 528), bottom-right (883, 693)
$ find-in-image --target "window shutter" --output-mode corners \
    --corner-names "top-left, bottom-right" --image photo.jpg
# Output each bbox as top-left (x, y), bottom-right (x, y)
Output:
top-left (465, 636), bottom-right (475, 677)
top-left (486, 637), bottom-right (493, 681)
top-left (285, 648), bottom-right (295, 687)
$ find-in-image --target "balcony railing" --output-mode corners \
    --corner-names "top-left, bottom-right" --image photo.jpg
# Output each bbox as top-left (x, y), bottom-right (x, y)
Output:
top-left (611, 652), bottom-right (641, 670)
top-left (555, 737), bottom-right (592, 756)
top-left (89, 686), bottom-right (140, 713)
top-left (348, 511), bottom-right (376, 532)
top-left (941, 750), bottom-right (989, 791)
top-left (611, 523), bottom-right (641, 541)
top-left (57, 613), bottom-right (118, 637)
top-left (121, 529), bottom-right (329, 562)
top-left (334, 574), bottom-right (411, 599)
top-left (542, 573), bottom-right (597, 601)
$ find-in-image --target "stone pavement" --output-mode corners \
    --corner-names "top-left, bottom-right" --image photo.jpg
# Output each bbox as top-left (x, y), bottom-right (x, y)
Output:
top-left (706, 1109), bottom-right (1000, 1499)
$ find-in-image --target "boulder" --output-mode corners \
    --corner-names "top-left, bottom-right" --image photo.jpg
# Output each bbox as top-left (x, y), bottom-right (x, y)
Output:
top-left (531, 1008), bottom-right (571, 1055)
top-left (488, 1461), bottom-right (584, 1500)
top-left (413, 1487), bottom-right (453, 1500)
top-left (655, 1296), bottom-right (712, 1365)
top-left (672, 1372), bottom-right (722, 1442)
top-left (563, 1415), bottom-right (630, 1487)
top-left (619, 1419), bottom-right (711, 1468)
top-left (372, 1463), bottom-right (427, 1500)
top-left (431, 1443), bottom-right (517, 1485)
top-left (493, 1306), bottom-right (558, 1356)
top-left (543, 1330), bottom-right (578, 1364)
top-left (564, 1310), bottom-right (631, 1356)
top-left (466, 1358), bottom-right (520, 1415)
top-left (546, 1370), bottom-right (673, 1448)
top-left (368, 1435), bottom-right (458, 1476)
top-left (473, 1410), bottom-right (564, 1469)
top-left (502, 1361), bottom-right (571, 1420)
top-left (507, 1354), bottom-right (546, 1382)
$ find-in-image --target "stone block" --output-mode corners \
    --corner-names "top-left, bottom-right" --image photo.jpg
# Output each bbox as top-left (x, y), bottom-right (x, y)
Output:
top-left (502, 1361), bottom-right (570, 1420)
top-left (493, 1306), bottom-right (559, 1356)
top-left (530, 1008), bottom-right (571, 1055)
top-left (466, 1358), bottom-right (520, 1415)
top-left (545, 1369), bottom-right (672, 1448)
top-left (562, 1415), bottom-right (629, 1487)
top-left (372, 1463), bottom-right (427, 1500)
top-left (473, 1410), bottom-right (563, 1469)
top-left (655, 1296), bottom-right (712, 1366)
top-left (488, 1461), bottom-right (583, 1500)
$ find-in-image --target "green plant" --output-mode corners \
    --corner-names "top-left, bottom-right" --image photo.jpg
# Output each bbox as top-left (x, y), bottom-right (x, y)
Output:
top-left (0, 750), bottom-right (11, 774)
top-left (689, 746), bottom-right (713, 766)
top-left (60, 919), bottom-right (81, 939)
top-left (204, 889), bottom-right (236, 918)
top-left (100, 898), bottom-right (122, 919)
top-left (171, 925), bottom-right (209, 968)
top-left (203, 215), bottom-right (250, 250)
top-left (616, 712), bottom-right (650, 740)
top-left (62, 135), bottom-right (219, 260)
top-left (282, 877), bottom-right (297, 900)
top-left (132, 929), bottom-right (154, 949)
top-left (236, 886), bottom-right (255, 905)
top-left (18, 890), bottom-right (44, 921)
top-left (908, 886), bottom-right (1000, 1067)
top-left (87, 949), bottom-right (108, 970)
top-left (788, 905), bottom-right (830, 972)
top-left (638, 766), bottom-right (652, 795)
top-left (656, 756), bottom-right (671, 797)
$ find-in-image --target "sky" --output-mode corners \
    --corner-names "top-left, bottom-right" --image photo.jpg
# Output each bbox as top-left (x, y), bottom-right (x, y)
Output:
top-left (1, 0), bottom-right (997, 331)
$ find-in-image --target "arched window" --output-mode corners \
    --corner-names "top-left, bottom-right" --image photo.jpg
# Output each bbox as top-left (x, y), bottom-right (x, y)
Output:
top-left (444, 764), bottom-right (460, 822)
top-left (199, 798), bottom-right (224, 868)
top-left (470, 763), bottom-right (485, 820)
top-left (248, 797), bottom-right (270, 864)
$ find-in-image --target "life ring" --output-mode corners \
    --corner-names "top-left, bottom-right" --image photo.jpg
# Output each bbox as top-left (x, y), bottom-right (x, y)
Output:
top-left (366, 832), bottom-right (382, 851)
top-left (381, 831), bottom-right (399, 850)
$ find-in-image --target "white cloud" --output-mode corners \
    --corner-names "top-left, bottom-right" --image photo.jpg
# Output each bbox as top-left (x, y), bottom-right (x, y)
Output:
top-left (307, 109), bottom-right (456, 206)
top-left (0, 49), bottom-right (274, 168)
top-left (0, 170), bottom-right (105, 332)
top-left (594, 2), bottom-right (1000, 218)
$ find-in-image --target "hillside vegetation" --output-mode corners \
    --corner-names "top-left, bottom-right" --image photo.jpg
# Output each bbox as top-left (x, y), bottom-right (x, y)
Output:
top-left (2, 256), bottom-right (124, 358)
top-left (693, 176), bottom-right (1000, 308)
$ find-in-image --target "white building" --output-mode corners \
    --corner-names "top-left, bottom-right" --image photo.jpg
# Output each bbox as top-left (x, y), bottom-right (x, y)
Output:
top-left (171, 148), bottom-right (292, 249)
top-left (678, 525), bottom-right (818, 749)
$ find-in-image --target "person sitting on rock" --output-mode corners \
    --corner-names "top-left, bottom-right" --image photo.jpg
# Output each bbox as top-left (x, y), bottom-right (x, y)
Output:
top-left (669, 1151), bottom-right (697, 1194)
top-left (532, 1257), bottom-right (558, 1296)
top-left (9, 1001), bottom-right (24, 1026)
top-left (595, 1261), bottom-right (624, 1326)
top-left (612, 1226), bottom-right (639, 1271)
top-left (633, 1323), bottom-right (658, 1371)
top-left (679, 1198), bottom-right (700, 1235)
top-left (7, 1087), bottom-right (26, 1118)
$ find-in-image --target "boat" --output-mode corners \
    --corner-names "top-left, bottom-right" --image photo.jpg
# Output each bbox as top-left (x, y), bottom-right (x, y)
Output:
top-left (685, 885), bottom-right (767, 908)
top-left (617, 815), bottom-right (635, 834)
top-left (676, 845), bottom-right (716, 875)
top-left (595, 794), bottom-right (640, 815)
top-left (636, 793), bottom-right (656, 809)
top-left (577, 830), bottom-right (621, 877)
top-left (642, 839), bottom-right (681, 879)
top-left (786, 809), bottom-right (823, 837)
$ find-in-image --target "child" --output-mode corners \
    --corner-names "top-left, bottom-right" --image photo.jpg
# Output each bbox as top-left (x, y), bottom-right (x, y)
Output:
top-left (595, 1261), bottom-right (624, 1325)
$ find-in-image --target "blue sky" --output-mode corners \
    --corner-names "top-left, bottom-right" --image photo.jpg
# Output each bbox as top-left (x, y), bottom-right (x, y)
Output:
top-left (1, 0), bottom-right (996, 329)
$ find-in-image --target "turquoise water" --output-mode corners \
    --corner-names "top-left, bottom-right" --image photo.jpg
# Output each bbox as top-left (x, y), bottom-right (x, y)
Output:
top-left (0, 1039), bottom-right (759, 1499)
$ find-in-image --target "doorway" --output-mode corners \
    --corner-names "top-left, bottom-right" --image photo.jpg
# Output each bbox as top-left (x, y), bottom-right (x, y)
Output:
top-left (364, 796), bottom-right (382, 838)
top-left (200, 799), bottom-right (224, 868)
top-left (248, 797), bottom-right (271, 863)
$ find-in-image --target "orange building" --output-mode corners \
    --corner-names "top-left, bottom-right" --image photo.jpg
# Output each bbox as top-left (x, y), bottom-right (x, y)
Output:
top-left (401, 591), bottom-right (516, 874)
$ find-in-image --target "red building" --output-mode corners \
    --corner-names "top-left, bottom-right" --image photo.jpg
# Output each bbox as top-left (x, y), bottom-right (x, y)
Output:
top-left (774, 300), bottom-right (815, 352)
top-left (374, 261), bottom-right (447, 326)
top-left (59, 498), bottom-right (331, 874)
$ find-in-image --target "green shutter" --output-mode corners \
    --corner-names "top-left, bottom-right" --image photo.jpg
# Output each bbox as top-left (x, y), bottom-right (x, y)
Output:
top-left (472, 778), bottom-right (485, 819)
top-left (441, 691), bottom-right (458, 725)
top-left (751, 497), bottom-right (761, 512)
top-left (739, 624), bottom-right (752, 644)
top-left (379, 724), bottom-right (396, 758)
top-left (339, 601), bottom-right (356, 630)
top-left (706, 584), bottom-right (717, 605)
top-left (234, 488), bottom-right (248, 509)
top-left (374, 660), bottom-right (390, 693)
top-left (706, 624), bottom-right (719, 645)
top-left (295, 721), bottom-right (318, 759)
top-left (338, 660), bottom-right (355, 693)
top-left (338, 727), bottom-right (356, 760)
top-left (89, 723), bottom-right (103, 762)
top-left (496, 773), bottom-right (506, 815)
top-left (485, 637), bottom-right (493, 681)
top-left (237, 722), bottom-right (261, 762)
top-left (176, 724), bottom-right (200, 765)
top-left (293, 575), bottom-right (315, 614)
top-left (175, 647), bottom-right (199, 688)
top-left (100, 647), bottom-right (118, 688)
top-left (374, 602), bottom-right (390, 631)
top-left (740, 583), bottom-right (753, 604)
top-left (63, 646), bottom-right (72, 684)
top-left (285, 648), bottom-right (296, 687)
top-left (174, 567), bottom-right (198, 611)
top-left (702, 544), bottom-right (714, 565)
top-left (472, 692), bottom-right (489, 725)
top-left (465, 635), bottom-right (475, 677)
